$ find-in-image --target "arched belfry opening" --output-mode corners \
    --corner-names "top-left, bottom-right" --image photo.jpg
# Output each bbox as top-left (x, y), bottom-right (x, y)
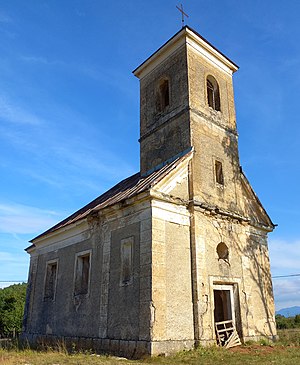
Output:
top-left (207, 75), bottom-right (221, 111)
top-left (158, 78), bottom-right (170, 112)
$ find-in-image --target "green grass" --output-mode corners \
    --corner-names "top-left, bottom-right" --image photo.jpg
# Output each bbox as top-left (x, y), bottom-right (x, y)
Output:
top-left (0, 331), bottom-right (299, 365)
top-left (277, 328), bottom-right (300, 346)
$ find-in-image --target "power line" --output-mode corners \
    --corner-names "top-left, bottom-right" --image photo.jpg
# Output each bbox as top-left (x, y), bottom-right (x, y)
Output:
top-left (1, 274), bottom-right (300, 282)
top-left (272, 274), bottom-right (300, 279)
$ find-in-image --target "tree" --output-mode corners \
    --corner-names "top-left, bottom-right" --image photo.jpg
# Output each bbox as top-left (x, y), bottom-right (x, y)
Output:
top-left (275, 313), bottom-right (300, 330)
top-left (276, 314), bottom-right (288, 329)
top-left (0, 283), bottom-right (27, 338)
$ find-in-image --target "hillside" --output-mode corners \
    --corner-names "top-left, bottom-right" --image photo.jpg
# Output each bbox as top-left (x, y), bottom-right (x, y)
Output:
top-left (276, 306), bottom-right (300, 317)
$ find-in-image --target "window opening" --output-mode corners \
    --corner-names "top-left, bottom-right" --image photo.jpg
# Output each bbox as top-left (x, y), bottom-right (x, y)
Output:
top-left (217, 242), bottom-right (229, 261)
top-left (44, 261), bottom-right (57, 301)
top-left (120, 237), bottom-right (134, 285)
top-left (158, 78), bottom-right (170, 112)
top-left (215, 160), bottom-right (224, 185)
top-left (74, 253), bottom-right (90, 296)
top-left (207, 76), bottom-right (221, 111)
top-left (207, 80), bottom-right (214, 109)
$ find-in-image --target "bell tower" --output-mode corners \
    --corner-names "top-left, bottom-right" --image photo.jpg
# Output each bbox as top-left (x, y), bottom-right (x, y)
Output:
top-left (133, 29), bottom-right (191, 175)
top-left (134, 26), bottom-right (241, 213)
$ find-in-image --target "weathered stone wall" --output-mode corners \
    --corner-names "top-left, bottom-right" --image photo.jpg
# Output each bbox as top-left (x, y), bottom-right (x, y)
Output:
top-left (192, 210), bottom-right (276, 344)
top-left (187, 45), bottom-right (237, 131)
top-left (150, 197), bottom-right (194, 355)
top-left (186, 45), bottom-right (243, 214)
top-left (241, 227), bottom-right (276, 340)
top-left (139, 45), bottom-right (190, 174)
top-left (22, 333), bottom-right (150, 358)
top-left (140, 113), bottom-right (190, 174)
top-left (23, 199), bottom-right (153, 356)
top-left (190, 111), bottom-right (243, 213)
top-left (25, 236), bottom-right (103, 338)
top-left (96, 200), bottom-right (152, 342)
top-left (108, 222), bottom-right (140, 340)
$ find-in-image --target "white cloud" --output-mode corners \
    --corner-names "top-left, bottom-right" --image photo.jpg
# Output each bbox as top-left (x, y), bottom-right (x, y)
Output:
top-left (269, 238), bottom-right (300, 274)
top-left (0, 95), bottom-right (43, 126)
top-left (0, 203), bottom-right (62, 234)
top-left (0, 251), bottom-right (29, 284)
top-left (20, 55), bottom-right (65, 67)
top-left (0, 101), bottom-right (135, 195)
top-left (273, 278), bottom-right (300, 311)
top-left (269, 238), bottom-right (300, 310)
top-left (0, 124), bottom-right (36, 150)
top-left (0, 251), bottom-right (17, 262)
top-left (0, 282), bottom-right (24, 289)
top-left (20, 57), bottom-right (136, 102)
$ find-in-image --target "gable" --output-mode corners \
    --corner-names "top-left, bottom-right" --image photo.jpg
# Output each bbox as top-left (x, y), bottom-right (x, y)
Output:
top-left (240, 171), bottom-right (274, 230)
top-left (152, 154), bottom-right (191, 201)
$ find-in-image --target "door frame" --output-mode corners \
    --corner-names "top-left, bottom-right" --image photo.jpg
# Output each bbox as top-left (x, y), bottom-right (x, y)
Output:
top-left (213, 284), bottom-right (236, 325)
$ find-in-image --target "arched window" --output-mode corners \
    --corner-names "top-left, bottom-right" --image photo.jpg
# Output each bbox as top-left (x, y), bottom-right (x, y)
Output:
top-left (217, 242), bottom-right (229, 261)
top-left (207, 75), bottom-right (220, 111)
top-left (157, 78), bottom-right (170, 112)
top-left (215, 160), bottom-right (224, 185)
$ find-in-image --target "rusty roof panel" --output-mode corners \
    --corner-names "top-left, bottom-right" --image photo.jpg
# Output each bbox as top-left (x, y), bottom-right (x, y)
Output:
top-left (31, 151), bottom-right (192, 243)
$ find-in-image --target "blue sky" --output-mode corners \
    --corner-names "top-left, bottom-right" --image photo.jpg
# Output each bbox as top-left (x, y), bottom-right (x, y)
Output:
top-left (0, 1), bottom-right (299, 311)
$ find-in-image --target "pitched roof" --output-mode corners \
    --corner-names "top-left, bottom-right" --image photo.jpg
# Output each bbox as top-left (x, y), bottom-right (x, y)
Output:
top-left (133, 25), bottom-right (239, 78)
top-left (30, 151), bottom-right (192, 243)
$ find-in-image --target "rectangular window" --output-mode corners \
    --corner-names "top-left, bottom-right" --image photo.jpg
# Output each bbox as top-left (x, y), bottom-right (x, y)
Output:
top-left (215, 160), bottom-right (224, 185)
top-left (44, 260), bottom-right (58, 301)
top-left (120, 237), bottom-right (134, 285)
top-left (74, 252), bottom-right (91, 296)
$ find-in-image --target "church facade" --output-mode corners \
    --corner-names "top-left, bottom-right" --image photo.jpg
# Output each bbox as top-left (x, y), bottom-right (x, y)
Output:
top-left (22, 26), bottom-right (277, 357)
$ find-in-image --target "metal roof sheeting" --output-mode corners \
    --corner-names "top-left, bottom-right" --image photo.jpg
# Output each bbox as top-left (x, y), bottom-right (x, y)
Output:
top-left (30, 152), bottom-right (191, 243)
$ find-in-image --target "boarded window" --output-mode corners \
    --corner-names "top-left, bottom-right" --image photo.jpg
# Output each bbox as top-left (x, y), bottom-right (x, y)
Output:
top-left (74, 253), bottom-right (90, 296)
top-left (215, 160), bottom-right (224, 185)
top-left (44, 261), bottom-right (58, 301)
top-left (120, 237), bottom-right (134, 285)
top-left (207, 75), bottom-right (221, 111)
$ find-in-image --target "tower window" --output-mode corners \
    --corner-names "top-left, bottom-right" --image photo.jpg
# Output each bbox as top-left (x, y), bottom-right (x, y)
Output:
top-left (207, 75), bottom-right (221, 111)
top-left (215, 160), bottom-right (224, 185)
top-left (74, 251), bottom-right (91, 296)
top-left (158, 78), bottom-right (170, 112)
top-left (44, 260), bottom-right (58, 301)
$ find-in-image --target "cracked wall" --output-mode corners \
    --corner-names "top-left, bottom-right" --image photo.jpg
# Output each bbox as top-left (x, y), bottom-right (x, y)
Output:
top-left (193, 210), bottom-right (276, 343)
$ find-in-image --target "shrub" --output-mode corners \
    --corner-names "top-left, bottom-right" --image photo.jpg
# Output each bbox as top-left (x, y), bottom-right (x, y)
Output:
top-left (0, 283), bottom-right (27, 338)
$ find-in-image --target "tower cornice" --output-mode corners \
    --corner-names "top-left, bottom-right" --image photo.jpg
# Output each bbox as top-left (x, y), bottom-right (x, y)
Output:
top-left (133, 26), bottom-right (239, 80)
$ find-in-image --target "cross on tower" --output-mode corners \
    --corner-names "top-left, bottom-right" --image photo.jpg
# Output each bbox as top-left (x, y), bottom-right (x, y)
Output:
top-left (176, 4), bottom-right (189, 28)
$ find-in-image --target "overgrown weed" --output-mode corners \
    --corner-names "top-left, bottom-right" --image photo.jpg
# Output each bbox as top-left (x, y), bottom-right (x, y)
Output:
top-left (277, 328), bottom-right (300, 346)
top-left (1, 333), bottom-right (300, 365)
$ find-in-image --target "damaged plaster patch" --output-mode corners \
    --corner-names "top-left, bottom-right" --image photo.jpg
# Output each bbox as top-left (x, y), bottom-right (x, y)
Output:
top-left (150, 301), bottom-right (156, 329)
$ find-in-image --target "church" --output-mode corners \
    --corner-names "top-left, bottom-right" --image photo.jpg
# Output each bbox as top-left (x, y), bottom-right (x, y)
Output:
top-left (22, 25), bottom-right (277, 357)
